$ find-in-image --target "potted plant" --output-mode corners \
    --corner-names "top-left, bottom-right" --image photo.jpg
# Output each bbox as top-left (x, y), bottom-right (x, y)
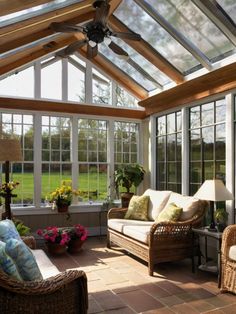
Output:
top-left (214, 208), bottom-right (228, 232)
top-left (37, 226), bottom-right (71, 254)
top-left (114, 163), bottom-right (145, 207)
top-left (66, 224), bottom-right (88, 254)
top-left (50, 180), bottom-right (79, 213)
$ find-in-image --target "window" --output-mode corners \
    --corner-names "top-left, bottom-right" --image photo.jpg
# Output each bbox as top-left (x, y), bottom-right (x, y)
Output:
top-left (41, 60), bottom-right (62, 100)
top-left (68, 57), bottom-right (85, 102)
top-left (114, 121), bottom-right (138, 166)
top-left (116, 86), bottom-right (139, 108)
top-left (156, 111), bottom-right (182, 192)
top-left (189, 99), bottom-right (226, 195)
top-left (78, 119), bottom-right (108, 201)
top-left (0, 112), bottom-right (34, 205)
top-left (0, 67), bottom-right (34, 98)
top-left (41, 116), bottom-right (71, 202)
top-left (92, 68), bottom-right (111, 105)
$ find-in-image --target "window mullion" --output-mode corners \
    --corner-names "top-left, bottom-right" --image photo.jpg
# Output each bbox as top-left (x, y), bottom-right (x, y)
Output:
top-left (34, 114), bottom-right (42, 207)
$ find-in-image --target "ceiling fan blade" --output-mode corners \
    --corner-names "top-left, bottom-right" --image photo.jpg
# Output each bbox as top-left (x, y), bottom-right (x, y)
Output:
top-left (108, 41), bottom-right (129, 57)
top-left (87, 44), bottom-right (98, 59)
top-left (94, 1), bottom-right (110, 26)
top-left (51, 22), bottom-right (84, 33)
top-left (57, 40), bottom-right (87, 57)
top-left (111, 31), bottom-right (141, 41)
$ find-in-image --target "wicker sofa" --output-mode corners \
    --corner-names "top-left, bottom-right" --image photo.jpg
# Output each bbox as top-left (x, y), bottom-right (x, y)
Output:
top-left (107, 189), bottom-right (208, 276)
top-left (0, 236), bottom-right (88, 314)
top-left (220, 224), bottom-right (236, 294)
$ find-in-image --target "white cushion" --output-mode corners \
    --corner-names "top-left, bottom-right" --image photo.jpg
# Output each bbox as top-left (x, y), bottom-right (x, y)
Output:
top-left (123, 225), bottom-right (151, 244)
top-left (229, 245), bottom-right (236, 261)
top-left (108, 219), bottom-right (154, 233)
top-left (143, 189), bottom-right (171, 220)
top-left (162, 192), bottom-right (201, 221)
top-left (32, 249), bottom-right (60, 279)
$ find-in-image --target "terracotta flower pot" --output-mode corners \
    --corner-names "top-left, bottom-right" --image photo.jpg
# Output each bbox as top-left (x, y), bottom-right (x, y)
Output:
top-left (67, 238), bottom-right (84, 254)
top-left (46, 242), bottom-right (67, 255)
top-left (57, 203), bottom-right (69, 213)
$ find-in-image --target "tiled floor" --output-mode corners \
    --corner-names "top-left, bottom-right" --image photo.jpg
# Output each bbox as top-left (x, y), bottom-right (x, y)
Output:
top-left (44, 237), bottom-right (236, 314)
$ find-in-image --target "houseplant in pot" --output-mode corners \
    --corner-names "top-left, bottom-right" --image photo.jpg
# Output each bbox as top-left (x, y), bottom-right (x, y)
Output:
top-left (66, 224), bottom-right (88, 254)
top-left (114, 163), bottom-right (145, 207)
top-left (214, 208), bottom-right (228, 232)
top-left (50, 180), bottom-right (79, 213)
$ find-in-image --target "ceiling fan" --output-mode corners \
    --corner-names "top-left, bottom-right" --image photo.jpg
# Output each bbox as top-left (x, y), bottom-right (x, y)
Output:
top-left (51, 0), bottom-right (141, 59)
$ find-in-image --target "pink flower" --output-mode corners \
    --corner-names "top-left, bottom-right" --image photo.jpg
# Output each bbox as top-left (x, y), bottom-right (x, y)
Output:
top-left (36, 229), bottom-right (43, 236)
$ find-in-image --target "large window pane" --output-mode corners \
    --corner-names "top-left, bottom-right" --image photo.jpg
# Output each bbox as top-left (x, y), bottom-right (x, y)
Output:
top-left (41, 60), bottom-right (62, 100)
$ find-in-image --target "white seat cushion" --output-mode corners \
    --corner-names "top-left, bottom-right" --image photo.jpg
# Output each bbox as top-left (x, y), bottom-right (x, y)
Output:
top-left (32, 249), bottom-right (60, 279)
top-left (143, 189), bottom-right (171, 220)
top-left (162, 192), bottom-right (201, 221)
top-left (108, 219), bottom-right (154, 233)
top-left (229, 245), bottom-right (236, 261)
top-left (123, 225), bottom-right (151, 244)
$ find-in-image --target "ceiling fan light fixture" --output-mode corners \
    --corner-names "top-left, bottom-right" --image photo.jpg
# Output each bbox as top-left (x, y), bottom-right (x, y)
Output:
top-left (104, 37), bottom-right (112, 45)
top-left (88, 40), bottom-right (97, 48)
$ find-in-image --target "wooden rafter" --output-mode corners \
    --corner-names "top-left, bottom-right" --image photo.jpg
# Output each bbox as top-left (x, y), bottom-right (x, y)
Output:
top-left (0, 1), bottom-right (55, 17)
top-left (108, 15), bottom-right (184, 84)
top-left (139, 62), bottom-right (236, 116)
top-left (0, 97), bottom-right (146, 119)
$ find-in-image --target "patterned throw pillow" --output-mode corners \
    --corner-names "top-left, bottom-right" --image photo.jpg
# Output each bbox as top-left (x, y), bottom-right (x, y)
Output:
top-left (5, 238), bottom-right (43, 281)
top-left (0, 240), bottom-right (22, 281)
top-left (155, 202), bottom-right (183, 223)
top-left (124, 195), bottom-right (150, 221)
top-left (0, 219), bottom-right (21, 242)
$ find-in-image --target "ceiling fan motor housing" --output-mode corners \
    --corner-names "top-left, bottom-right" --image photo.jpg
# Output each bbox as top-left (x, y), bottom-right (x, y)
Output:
top-left (87, 23), bottom-right (107, 44)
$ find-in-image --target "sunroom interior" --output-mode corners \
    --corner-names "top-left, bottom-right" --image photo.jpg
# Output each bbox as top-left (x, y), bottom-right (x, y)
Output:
top-left (0, 0), bottom-right (236, 308)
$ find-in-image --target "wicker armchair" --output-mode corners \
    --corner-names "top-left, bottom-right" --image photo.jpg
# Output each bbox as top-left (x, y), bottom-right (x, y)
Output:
top-left (0, 269), bottom-right (88, 314)
top-left (220, 224), bottom-right (236, 294)
top-left (107, 201), bottom-right (208, 276)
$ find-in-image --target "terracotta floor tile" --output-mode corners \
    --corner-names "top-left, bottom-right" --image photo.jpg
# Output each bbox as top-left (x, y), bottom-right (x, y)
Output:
top-left (94, 268), bottom-right (128, 285)
top-left (157, 295), bottom-right (184, 307)
top-left (104, 307), bottom-right (136, 314)
top-left (118, 289), bottom-right (165, 312)
top-left (221, 304), bottom-right (236, 314)
top-left (187, 299), bottom-right (216, 312)
top-left (88, 295), bottom-right (104, 314)
top-left (204, 310), bottom-right (225, 314)
top-left (91, 290), bottom-right (126, 311)
top-left (139, 283), bottom-right (172, 298)
top-left (156, 281), bottom-right (186, 295)
top-left (171, 303), bottom-right (200, 314)
top-left (142, 308), bottom-right (175, 314)
top-left (205, 296), bottom-right (229, 308)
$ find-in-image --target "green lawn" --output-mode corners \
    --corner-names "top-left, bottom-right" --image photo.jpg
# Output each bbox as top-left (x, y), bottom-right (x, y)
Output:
top-left (10, 173), bottom-right (108, 204)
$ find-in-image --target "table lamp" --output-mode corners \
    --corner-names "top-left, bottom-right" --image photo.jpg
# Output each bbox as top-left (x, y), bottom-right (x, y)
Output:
top-left (194, 179), bottom-right (234, 231)
top-left (0, 139), bottom-right (23, 219)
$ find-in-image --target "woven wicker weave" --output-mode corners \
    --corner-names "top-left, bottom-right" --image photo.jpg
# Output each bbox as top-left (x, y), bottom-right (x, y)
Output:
top-left (0, 236), bottom-right (88, 313)
top-left (220, 224), bottom-right (236, 294)
top-left (107, 200), bottom-right (208, 276)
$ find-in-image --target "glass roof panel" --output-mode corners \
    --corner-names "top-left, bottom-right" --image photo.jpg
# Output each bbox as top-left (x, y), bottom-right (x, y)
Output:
top-left (217, 0), bottom-right (236, 23)
top-left (147, 0), bottom-right (234, 61)
top-left (114, 0), bottom-right (200, 73)
top-left (109, 37), bottom-right (172, 86)
top-left (0, 0), bottom-right (84, 27)
top-left (99, 43), bottom-right (158, 92)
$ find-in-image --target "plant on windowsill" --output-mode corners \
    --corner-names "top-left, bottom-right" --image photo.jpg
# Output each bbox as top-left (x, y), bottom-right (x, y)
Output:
top-left (214, 208), bottom-right (228, 232)
top-left (0, 181), bottom-right (20, 219)
top-left (50, 180), bottom-right (79, 213)
top-left (114, 163), bottom-right (145, 207)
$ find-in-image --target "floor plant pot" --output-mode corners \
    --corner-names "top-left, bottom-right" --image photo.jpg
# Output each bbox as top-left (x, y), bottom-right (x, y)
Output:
top-left (46, 242), bottom-right (67, 255)
top-left (67, 238), bottom-right (84, 254)
top-left (121, 192), bottom-right (134, 208)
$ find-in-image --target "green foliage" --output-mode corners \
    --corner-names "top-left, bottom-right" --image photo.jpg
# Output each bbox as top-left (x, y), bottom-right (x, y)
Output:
top-left (214, 208), bottom-right (228, 223)
top-left (13, 218), bottom-right (30, 236)
top-left (114, 164), bottom-right (145, 193)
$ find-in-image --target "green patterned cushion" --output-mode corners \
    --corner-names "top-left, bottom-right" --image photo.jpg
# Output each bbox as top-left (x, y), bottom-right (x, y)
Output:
top-left (0, 240), bottom-right (22, 281)
top-left (0, 219), bottom-right (21, 242)
top-left (124, 195), bottom-right (150, 221)
top-left (155, 202), bottom-right (183, 223)
top-left (5, 238), bottom-right (43, 281)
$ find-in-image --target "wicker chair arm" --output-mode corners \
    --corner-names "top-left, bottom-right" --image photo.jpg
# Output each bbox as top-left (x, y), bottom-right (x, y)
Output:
top-left (0, 269), bottom-right (87, 295)
top-left (150, 221), bottom-right (192, 235)
top-left (221, 224), bottom-right (236, 257)
top-left (107, 207), bottom-right (128, 219)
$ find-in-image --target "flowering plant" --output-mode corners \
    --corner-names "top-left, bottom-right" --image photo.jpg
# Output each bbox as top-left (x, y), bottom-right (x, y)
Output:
top-left (67, 224), bottom-right (88, 242)
top-left (50, 180), bottom-right (79, 207)
top-left (0, 181), bottom-right (20, 198)
top-left (37, 226), bottom-right (70, 246)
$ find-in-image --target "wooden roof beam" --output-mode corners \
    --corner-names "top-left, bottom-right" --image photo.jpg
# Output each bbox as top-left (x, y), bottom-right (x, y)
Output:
top-left (139, 62), bottom-right (236, 116)
top-left (0, 97), bottom-right (146, 120)
top-left (0, 0), bottom-right (54, 17)
top-left (108, 15), bottom-right (184, 84)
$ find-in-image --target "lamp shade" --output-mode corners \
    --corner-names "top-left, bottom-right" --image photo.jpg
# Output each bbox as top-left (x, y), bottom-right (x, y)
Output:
top-left (0, 139), bottom-right (23, 162)
top-left (194, 179), bottom-right (234, 201)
